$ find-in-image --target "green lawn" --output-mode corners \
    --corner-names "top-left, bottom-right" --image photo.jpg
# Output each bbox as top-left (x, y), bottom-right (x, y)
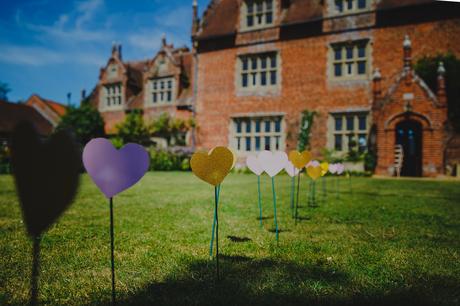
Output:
top-left (0, 172), bottom-right (459, 306)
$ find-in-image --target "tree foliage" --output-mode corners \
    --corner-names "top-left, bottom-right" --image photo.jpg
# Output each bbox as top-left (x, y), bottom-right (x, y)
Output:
top-left (414, 52), bottom-right (460, 132)
top-left (149, 112), bottom-right (193, 146)
top-left (56, 104), bottom-right (105, 146)
top-left (297, 110), bottom-right (316, 151)
top-left (116, 111), bottom-right (151, 146)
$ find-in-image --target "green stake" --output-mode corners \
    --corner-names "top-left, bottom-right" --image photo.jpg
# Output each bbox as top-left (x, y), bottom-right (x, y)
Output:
top-left (271, 177), bottom-right (279, 242)
top-left (209, 184), bottom-right (221, 257)
top-left (294, 173), bottom-right (301, 223)
top-left (257, 175), bottom-right (262, 227)
top-left (290, 175), bottom-right (295, 214)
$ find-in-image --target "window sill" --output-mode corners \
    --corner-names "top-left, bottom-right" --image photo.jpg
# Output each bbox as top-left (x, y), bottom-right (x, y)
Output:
top-left (145, 102), bottom-right (176, 107)
top-left (236, 88), bottom-right (280, 97)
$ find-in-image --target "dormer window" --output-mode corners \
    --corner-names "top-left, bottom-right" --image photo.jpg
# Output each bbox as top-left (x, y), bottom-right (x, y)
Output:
top-left (148, 77), bottom-right (175, 105)
top-left (242, 0), bottom-right (274, 30)
top-left (335, 0), bottom-right (367, 14)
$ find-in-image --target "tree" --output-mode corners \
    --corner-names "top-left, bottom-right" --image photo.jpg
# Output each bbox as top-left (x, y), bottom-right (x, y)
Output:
top-left (116, 111), bottom-right (151, 146)
top-left (56, 104), bottom-right (105, 146)
top-left (149, 112), bottom-right (192, 146)
top-left (0, 81), bottom-right (11, 101)
top-left (415, 53), bottom-right (460, 132)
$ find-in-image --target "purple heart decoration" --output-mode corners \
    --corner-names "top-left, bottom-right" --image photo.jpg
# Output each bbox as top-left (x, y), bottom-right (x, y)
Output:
top-left (82, 138), bottom-right (149, 198)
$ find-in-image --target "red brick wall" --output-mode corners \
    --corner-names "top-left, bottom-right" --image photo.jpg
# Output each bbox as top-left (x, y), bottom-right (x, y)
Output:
top-left (195, 19), bottom-right (460, 175)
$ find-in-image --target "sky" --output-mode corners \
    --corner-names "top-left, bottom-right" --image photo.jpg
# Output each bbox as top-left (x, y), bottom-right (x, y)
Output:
top-left (0, 0), bottom-right (209, 104)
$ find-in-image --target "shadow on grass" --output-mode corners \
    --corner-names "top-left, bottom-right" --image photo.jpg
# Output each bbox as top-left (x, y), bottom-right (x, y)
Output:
top-left (108, 257), bottom-right (459, 306)
top-left (227, 235), bottom-right (251, 243)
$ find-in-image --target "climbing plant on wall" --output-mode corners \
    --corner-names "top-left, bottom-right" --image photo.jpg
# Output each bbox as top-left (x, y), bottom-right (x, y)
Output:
top-left (297, 110), bottom-right (316, 151)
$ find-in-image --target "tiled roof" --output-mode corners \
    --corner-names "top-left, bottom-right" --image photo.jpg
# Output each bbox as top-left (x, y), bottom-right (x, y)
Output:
top-left (40, 98), bottom-right (67, 116)
top-left (0, 99), bottom-right (53, 135)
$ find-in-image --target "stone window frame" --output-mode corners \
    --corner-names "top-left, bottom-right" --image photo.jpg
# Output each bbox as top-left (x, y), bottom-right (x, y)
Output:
top-left (240, 0), bottom-right (276, 32)
top-left (107, 63), bottom-right (118, 79)
top-left (237, 51), bottom-right (280, 94)
top-left (230, 115), bottom-right (285, 154)
top-left (333, 0), bottom-right (369, 15)
top-left (147, 76), bottom-right (176, 106)
top-left (100, 83), bottom-right (123, 112)
top-left (328, 111), bottom-right (370, 153)
top-left (329, 39), bottom-right (371, 81)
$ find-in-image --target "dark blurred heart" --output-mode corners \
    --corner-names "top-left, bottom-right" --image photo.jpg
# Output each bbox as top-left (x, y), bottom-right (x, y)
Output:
top-left (10, 122), bottom-right (80, 238)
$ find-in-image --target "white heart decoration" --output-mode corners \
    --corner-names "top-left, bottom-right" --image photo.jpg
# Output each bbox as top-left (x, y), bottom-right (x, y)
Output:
top-left (284, 160), bottom-right (300, 177)
top-left (246, 155), bottom-right (264, 176)
top-left (258, 150), bottom-right (288, 177)
top-left (307, 160), bottom-right (320, 168)
top-left (328, 163), bottom-right (338, 174)
top-left (336, 163), bottom-right (345, 175)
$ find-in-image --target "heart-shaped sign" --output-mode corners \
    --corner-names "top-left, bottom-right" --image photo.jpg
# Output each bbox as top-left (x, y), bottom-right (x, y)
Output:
top-left (246, 155), bottom-right (264, 176)
top-left (10, 122), bottom-right (80, 238)
top-left (284, 161), bottom-right (300, 177)
top-left (190, 146), bottom-right (234, 186)
top-left (288, 150), bottom-right (312, 169)
top-left (307, 160), bottom-right (320, 168)
top-left (329, 163), bottom-right (338, 174)
top-left (320, 162), bottom-right (329, 176)
top-left (336, 163), bottom-right (345, 175)
top-left (258, 150), bottom-right (288, 177)
top-left (307, 166), bottom-right (322, 180)
top-left (83, 138), bottom-right (149, 198)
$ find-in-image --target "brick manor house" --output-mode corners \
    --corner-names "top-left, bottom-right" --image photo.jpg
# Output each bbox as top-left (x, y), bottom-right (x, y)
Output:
top-left (90, 0), bottom-right (460, 177)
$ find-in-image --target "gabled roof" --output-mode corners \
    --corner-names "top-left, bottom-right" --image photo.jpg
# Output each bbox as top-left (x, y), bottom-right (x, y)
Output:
top-left (0, 99), bottom-right (53, 135)
top-left (25, 94), bottom-right (67, 126)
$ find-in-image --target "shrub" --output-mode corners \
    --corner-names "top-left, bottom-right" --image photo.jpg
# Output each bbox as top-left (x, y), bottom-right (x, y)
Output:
top-left (149, 147), bottom-right (193, 171)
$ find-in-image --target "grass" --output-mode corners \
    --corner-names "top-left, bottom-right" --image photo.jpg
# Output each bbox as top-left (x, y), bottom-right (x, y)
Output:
top-left (0, 172), bottom-right (459, 306)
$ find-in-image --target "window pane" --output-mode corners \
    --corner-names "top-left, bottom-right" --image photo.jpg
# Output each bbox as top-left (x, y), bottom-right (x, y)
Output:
top-left (107, 97), bottom-right (110, 106)
top-left (334, 47), bottom-right (342, 60)
top-left (275, 119), bottom-right (281, 132)
top-left (245, 120), bottom-right (251, 133)
top-left (266, 0), bottom-right (273, 10)
top-left (358, 61), bottom-right (366, 74)
top-left (252, 73), bottom-right (257, 86)
top-left (236, 121), bottom-right (242, 133)
top-left (237, 137), bottom-right (241, 150)
top-left (160, 92), bottom-right (164, 101)
top-left (153, 82), bottom-right (157, 90)
top-left (335, 0), bottom-right (343, 12)
top-left (347, 63), bottom-right (353, 75)
top-left (251, 57), bottom-right (257, 69)
top-left (358, 134), bottom-right (367, 152)
top-left (242, 73), bottom-right (248, 87)
top-left (358, 0), bottom-right (366, 9)
top-left (247, 1), bottom-right (253, 13)
top-left (264, 136), bottom-right (271, 150)
top-left (334, 63), bottom-right (342, 77)
top-left (256, 2), bottom-right (263, 12)
top-left (335, 117), bottom-right (343, 131)
top-left (358, 116), bottom-right (367, 130)
top-left (153, 93), bottom-right (157, 103)
top-left (255, 136), bottom-right (261, 151)
top-left (160, 81), bottom-right (164, 89)
top-left (346, 46), bottom-right (353, 59)
top-left (247, 16), bottom-right (253, 27)
top-left (270, 71), bottom-right (277, 85)
top-left (261, 57), bottom-right (267, 69)
top-left (335, 135), bottom-right (343, 151)
top-left (270, 55), bottom-right (277, 68)
top-left (245, 137), bottom-right (251, 151)
top-left (255, 120), bottom-right (261, 132)
top-left (257, 14), bottom-right (263, 24)
top-left (242, 58), bottom-right (248, 70)
top-left (266, 12), bottom-right (272, 24)
top-left (167, 80), bottom-right (172, 89)
top-left (275, 136), bottom-right (280, 150)
top-left (346, 116), bottom-right (354, 130)
top-left (358, 44), bottom-right (366, 57)
top-left (261, 72), bottom-right (267, 86)
top-left (118, 97), bottom-right (122, 105)
top-left (265, 120), bottom-right (271, 132)
top-left (167, 91), bottom-right (172, 102)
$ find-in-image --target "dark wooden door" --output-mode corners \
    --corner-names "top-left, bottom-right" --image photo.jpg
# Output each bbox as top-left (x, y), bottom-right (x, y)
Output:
top-left (395, 120), bottom-right (422, 177)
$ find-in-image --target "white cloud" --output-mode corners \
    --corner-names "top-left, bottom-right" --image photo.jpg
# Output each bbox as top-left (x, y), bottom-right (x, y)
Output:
top-left (154, 6), bottom-right (192, 28)
top-left (75, 0), bottom-right (103, 29)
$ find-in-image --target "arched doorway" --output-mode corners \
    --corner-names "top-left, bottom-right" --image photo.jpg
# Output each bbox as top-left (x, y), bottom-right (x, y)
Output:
top-left (395, 120), bottom-right (422, 176)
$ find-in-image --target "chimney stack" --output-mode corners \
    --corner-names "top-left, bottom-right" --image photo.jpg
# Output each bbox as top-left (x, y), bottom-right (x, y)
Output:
top-left (403, 34), bottom-right (412, 69)
top-left (118, 44), bottom-right (122, 60)
top-left (81, 89), bottom-right (86, 101)
top-left (192, 0), bottom-right (199, 36)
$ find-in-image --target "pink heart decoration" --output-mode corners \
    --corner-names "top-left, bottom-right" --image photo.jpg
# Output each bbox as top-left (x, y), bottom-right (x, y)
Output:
top-left (246, 155), bottom-right (264, 176)
top-left (329, 163), bottom-right (338, 174)
top-left (284, 161), bottom-right (300, 177)
top-left (307, 160), bottom-right (320, 168)
top-left (258, 150), bottom-right (288, 177)
top-left (336, 163), bottom-right (345, 175)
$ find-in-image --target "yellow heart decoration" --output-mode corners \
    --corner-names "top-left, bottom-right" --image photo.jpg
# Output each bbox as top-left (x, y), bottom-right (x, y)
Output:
top-left (288, 150), bottom-right (312, 169)
top-left (190, 146), bottom-right (234, 186)
top-left (320, 162), bottom-right (329, 176)
top-left (307, 166), bottom-right (322, 180)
